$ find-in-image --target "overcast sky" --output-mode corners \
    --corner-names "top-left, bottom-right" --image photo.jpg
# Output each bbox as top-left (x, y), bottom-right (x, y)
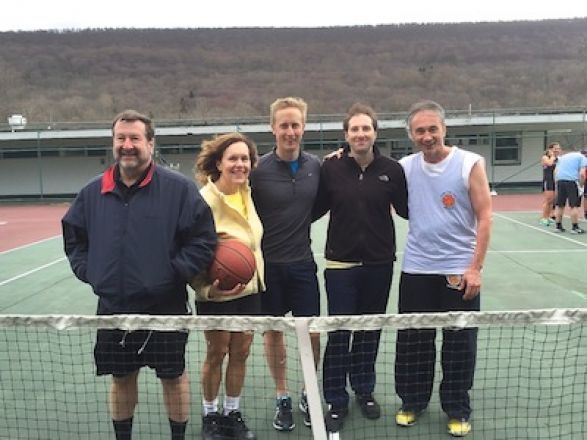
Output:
top-left (2, 1), bottom-right (587, 31)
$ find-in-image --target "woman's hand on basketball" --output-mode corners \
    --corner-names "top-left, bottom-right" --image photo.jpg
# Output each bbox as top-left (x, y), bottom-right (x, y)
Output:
top-left (208, 279), bottom-right (246, 299)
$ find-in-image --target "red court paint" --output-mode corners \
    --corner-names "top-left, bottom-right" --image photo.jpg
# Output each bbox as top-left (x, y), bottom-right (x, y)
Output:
top-left (0, 204), bottom-right (69, 252)
top-left (0, 195), bottom-right (542, 252)
top-left (490, 193), bottom-right (542, 212)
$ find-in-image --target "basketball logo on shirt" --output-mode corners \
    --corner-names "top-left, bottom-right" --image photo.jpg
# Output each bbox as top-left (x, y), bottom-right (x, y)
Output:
top-left (441, 192), bottom-right (456, 209)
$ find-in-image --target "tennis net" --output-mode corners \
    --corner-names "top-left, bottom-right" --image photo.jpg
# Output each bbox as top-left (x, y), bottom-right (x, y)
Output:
top-left (0, 309), bottom-right (585, 439)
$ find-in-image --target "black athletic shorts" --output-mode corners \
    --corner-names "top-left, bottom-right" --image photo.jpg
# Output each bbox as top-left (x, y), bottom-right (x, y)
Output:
top-left (543, 177), bottom-right (555, 192)
top-left (195, 292), bottom-right (262, 316)
top-left (94, 328), bottom-right (189, 379)
top-left (556, 180), bottom-right (581, 208)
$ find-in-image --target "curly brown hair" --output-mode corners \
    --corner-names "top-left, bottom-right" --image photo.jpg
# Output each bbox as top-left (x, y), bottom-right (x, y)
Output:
top-left (195, 132), bottom-right (258, 185)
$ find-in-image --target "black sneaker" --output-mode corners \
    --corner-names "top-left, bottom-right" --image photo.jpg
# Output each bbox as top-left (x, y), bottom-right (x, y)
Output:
top-left (273, 395), bottom-right (295, 431)
top-left (202, 412), bottom-right (225, 440)
top-left (324, 407), bottom-right (348, 432)
top-left (226, 411), bottom-right (256, 440)
top-left (299, 391), bottom-right (311, 427)
top-left (571, 227), bottom-right (585, 234)
top-left (356, 394), bottom-right (381, 419)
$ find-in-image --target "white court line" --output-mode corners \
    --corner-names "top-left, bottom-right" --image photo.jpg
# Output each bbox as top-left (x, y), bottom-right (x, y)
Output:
top-left (487, 249), bottom-right (587, 254)
top-left (571, 290), bottom-right (587, 301)
top-left (313, 249), bottom-right (587, 259)
top-left (493, 212), bottom-right (587, 248)
top-left (0, 235), bottom-right (61, 256)
top-left (0, 257), bottom-right (67, 287)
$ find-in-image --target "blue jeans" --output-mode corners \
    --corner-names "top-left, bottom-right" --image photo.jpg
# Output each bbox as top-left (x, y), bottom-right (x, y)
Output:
top-left (322, 264), bottom-right (393, 409)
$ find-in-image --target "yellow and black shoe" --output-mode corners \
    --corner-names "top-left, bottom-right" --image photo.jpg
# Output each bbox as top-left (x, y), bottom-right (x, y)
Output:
top-left (395, 409), bottom-right (418, 427)
top-left (447, 418), bottom-right (471, 437)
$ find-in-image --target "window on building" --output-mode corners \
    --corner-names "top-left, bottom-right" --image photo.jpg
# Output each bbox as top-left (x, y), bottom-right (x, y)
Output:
top-left (2, 150), bottom-right (38, 159)
top-left (493, 133), bottom-right (521, 165)
top-left (389, 139), bottom-right (412, 160)
top-left (447, 134), bottom-right (490, 148)
top-left (87, 148), bottom-right (106, 157)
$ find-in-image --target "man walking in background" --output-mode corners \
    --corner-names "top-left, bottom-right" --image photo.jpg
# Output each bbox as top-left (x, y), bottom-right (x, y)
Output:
top-left (553, 146), bottom-right (587, 233)
top-left (395, 100), bottom-right (492, 437)
top-left (250, 97), bottom-right (322, 431)
top-left (62, 110), bottom-right (217, 440)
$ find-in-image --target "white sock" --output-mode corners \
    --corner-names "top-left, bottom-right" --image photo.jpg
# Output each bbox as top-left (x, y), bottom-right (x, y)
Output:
top-left (202, 398), bottom-right (218, 416)
top-left (223, 395), bottom-right (240, 415)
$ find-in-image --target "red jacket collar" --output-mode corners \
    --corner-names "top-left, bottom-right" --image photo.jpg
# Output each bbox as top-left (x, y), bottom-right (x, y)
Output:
top-left (101, 161), bottom-right (156, 194)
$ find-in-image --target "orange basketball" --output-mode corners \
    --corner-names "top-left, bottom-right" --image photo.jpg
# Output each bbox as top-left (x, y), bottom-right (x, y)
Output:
top-left (208, 239), bottom-right (256, 290)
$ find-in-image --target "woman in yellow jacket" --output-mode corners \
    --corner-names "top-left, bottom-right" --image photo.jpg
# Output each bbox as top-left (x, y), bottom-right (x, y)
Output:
top-left (192, 132), bottom-right (264, 440)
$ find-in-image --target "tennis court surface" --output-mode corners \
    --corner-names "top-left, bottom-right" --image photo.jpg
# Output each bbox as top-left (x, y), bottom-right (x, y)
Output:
top-left (0, 194), bottom-right (585, 439)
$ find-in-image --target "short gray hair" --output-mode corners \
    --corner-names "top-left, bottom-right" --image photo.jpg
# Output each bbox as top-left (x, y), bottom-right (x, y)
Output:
top-left (405, 100), bottom-right (446, 134)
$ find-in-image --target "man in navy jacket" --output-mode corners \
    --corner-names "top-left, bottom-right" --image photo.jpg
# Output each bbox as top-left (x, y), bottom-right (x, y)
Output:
top-left (62, 109), bottom-right (216, 440)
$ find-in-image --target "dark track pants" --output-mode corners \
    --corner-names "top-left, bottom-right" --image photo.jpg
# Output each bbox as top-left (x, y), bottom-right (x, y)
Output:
top-left (322, 264), bottom-right (393, 409)
top-left (394, 272), bottom-right (480, 420)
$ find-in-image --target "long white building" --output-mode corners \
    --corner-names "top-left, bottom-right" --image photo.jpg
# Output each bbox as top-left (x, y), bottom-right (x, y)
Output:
top-left (1, 108), bottom-right (586, 198)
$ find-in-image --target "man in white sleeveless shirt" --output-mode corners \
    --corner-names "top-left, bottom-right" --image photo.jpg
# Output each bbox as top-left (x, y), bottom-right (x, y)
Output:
top-left (394, 100), bottom-right (492, 437)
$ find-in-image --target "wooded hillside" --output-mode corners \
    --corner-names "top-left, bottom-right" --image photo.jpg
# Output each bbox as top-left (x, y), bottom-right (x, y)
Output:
top-left (1, 18), bottom-right (586, 123)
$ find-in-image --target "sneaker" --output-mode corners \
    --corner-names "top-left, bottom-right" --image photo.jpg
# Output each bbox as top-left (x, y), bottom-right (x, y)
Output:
top-left (539, 218), bottom-right (550, 226)
top-left (554, 227), bottom-right (566, 233)
top-left (395, 408), bottom-right (418, 427)
top-left (324, 407), bottom-right (348, 432)
top-left (299, 392), bottom-right (311, 427)
top-left (355, 394), bottom-right (381, 419)
top-left (571, 227), bottom-right (585, 234)
top-left (226, 410), bottom-right (256, 440)
top-left (202, 412), bottom-right (224, 440)
top-left (447, 418), bottom-right (472, 437)
top-left (272, 396), bottom-right (295, 431)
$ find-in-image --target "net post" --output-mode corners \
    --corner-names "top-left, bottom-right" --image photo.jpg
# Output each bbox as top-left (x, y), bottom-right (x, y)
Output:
top-left (295, 318), bottom-right (327, 440)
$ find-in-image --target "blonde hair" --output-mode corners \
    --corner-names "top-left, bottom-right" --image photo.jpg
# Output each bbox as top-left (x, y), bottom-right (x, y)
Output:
top-left (270, 97), bottom-right (307, 127)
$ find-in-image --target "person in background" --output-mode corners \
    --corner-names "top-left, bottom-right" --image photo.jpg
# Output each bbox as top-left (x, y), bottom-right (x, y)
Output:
top-left (62, 109), bottom-right (217, 440)
top-left (582, 148), bottom-right (587, 220)
top-left (394, 100), bottom-right (492, 437)
top-left (250, 97), bottom-right (322, 431)
top-left (313, 103), bottom-right (408, 433)
top-left (192, 132), bottom-right (264, 440)
top-left (553, 146), bottom-right (587, 234)
top-left (540, 142), bottom-right (560, 226)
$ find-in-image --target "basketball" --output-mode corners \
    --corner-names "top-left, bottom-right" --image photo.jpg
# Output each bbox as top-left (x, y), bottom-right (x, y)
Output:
top-left (208, 239), bottom-right (256, 290)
